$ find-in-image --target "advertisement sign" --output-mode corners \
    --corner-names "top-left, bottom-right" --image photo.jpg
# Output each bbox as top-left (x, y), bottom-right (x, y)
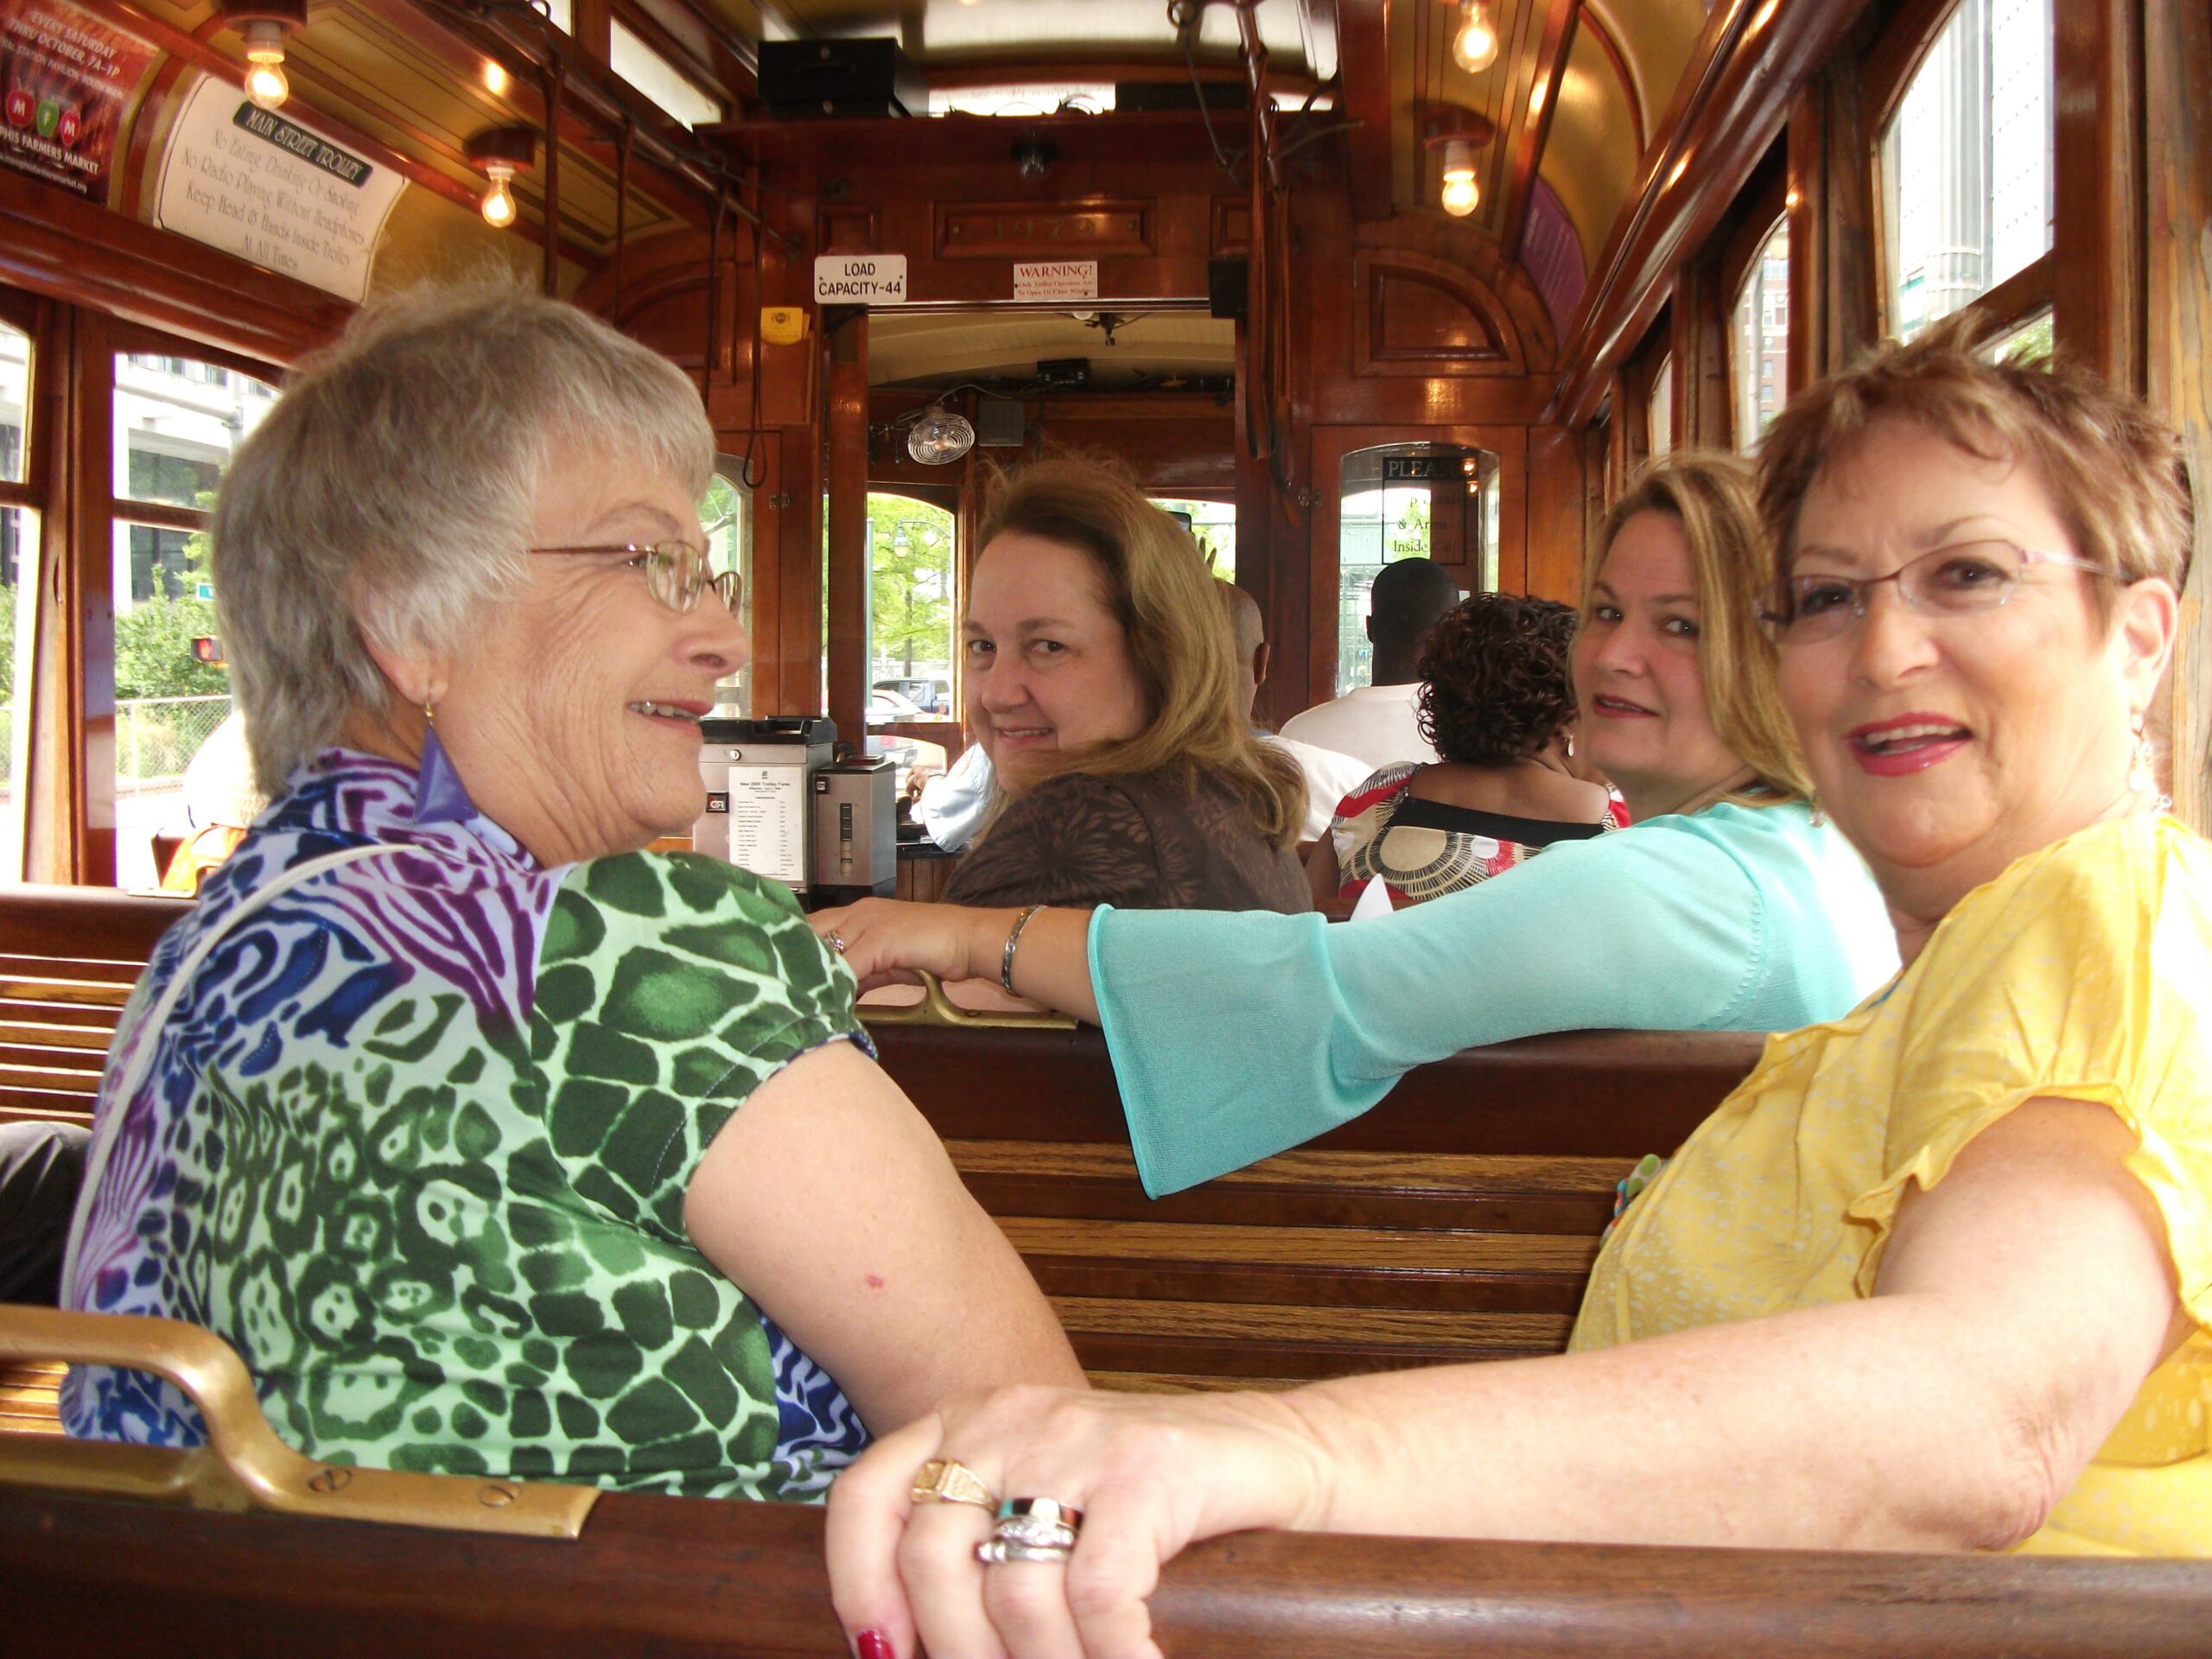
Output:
top-left (1012, 260), bottom-right (1097, 302)
top-left (0, 0), bottom-right (155, 198)
top-left (155, 74), bottom-right (406, 302)
top-left (814, 252), bottom-right (908, 304)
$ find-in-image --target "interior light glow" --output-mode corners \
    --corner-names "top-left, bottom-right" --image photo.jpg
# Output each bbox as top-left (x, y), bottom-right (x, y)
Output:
top-left (1452, 1), bottom-right (1500, 74)
top-left (480, 161), bottom-right (518, 229)
top-left (1440, 137), bottom-right (1479, 218)
top-left (243, 20), bottom-right (289, 111)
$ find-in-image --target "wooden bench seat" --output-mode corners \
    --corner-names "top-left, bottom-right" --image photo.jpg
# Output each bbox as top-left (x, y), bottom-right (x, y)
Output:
top-left (4, 884), bottom-right (2209, 1653)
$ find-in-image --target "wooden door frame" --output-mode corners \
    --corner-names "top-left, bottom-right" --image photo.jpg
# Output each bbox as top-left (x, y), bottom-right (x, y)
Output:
top-left (1304, 423), bottom-right (1530, 710)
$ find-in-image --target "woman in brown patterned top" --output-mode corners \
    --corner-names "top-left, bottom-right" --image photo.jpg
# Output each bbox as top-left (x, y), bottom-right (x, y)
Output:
top-left (941, 457), bottom-right (1310, 912)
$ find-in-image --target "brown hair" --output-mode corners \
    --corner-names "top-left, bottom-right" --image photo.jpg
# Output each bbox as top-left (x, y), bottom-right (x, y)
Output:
top-left (1416, 594), bottom-right (1580, 766)
top-left (1585, 451), bottom-right (1811, 804)
top-left (975, 455), bottom-right (1306, 848)
top-left (1757, 308), bottom-right (2191, 618)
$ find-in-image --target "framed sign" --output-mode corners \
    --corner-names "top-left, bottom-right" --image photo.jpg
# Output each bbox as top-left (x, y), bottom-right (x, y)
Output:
top-left (814, 253), bottom-right (908, 303)
top-left (155, 75), bottom-right (406, 302)
top-left (0, 0), bottom-right (155, 198)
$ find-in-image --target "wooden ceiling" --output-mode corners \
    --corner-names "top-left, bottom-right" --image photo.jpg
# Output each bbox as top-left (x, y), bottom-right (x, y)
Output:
top-left (90, 0), bottom-right (1713, 330)
top-left (704, 0), bottom-right (1336, 80)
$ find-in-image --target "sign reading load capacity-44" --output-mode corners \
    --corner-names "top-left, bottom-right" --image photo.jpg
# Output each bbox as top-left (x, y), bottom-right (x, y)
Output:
top-left (814, 253), bottom-right (907, 303)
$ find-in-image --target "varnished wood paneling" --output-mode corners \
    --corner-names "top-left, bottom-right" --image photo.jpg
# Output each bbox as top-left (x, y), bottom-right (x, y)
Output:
top-left (2146, 0), bottom-right (2212, 831)
top-left (1356, 252), bottom-right (1522, 374)
top-left (2052, 0), bottom-right (2145, 393)
top-left (0, 175), bottom-right (349, 365)
top-left (1555, 0), bottom-right (1877, 426)
top-left (1526, 423), bottom-right (1587, 603)
top-left (937, 201), bottom-right (1154, 260)
top-left (824, 311), bottom-right (869, 741)
top-left (10, 1486), bottom-right (2212, 1659)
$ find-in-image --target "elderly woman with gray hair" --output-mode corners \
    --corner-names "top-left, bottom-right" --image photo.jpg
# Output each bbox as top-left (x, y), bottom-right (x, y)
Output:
top-left (60, 285), bottom-right (1080, 1499)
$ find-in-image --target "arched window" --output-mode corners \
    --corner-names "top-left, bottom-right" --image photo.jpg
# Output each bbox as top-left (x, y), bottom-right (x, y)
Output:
top-left (1732, 217), bottom-right (1789, 448)
top-left (1878, 0), bottom-right (2053, 340)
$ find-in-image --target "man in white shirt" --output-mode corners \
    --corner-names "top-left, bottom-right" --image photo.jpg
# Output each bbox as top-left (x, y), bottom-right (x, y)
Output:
top-left (1215, 580), bottom-right (1371, 842)
top-left (1278, 556), bottom-right (1462, 770)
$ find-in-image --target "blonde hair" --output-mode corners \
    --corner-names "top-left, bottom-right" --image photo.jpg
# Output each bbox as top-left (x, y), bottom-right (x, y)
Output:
top-left (1584, 451), bottom-right (1810, 804)
top-left (976, 456), bottom-right (1306, 847)
top-left (1758, 308), bottom-right (2191, 618)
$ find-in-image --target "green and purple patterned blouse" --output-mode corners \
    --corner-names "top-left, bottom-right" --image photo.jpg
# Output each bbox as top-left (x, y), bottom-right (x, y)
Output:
top-left (63, 740), bottom-right (869, 1501)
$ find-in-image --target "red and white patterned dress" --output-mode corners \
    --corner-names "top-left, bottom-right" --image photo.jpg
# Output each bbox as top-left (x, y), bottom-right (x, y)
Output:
top-left (1331, 762), bottom-right (1625, 906)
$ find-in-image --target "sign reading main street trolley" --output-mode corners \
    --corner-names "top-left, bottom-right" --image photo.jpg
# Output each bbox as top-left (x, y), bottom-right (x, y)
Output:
top-left (155, 74), bottom-right (405, 302)
top-left (814, 253), bottom-right (909, 304)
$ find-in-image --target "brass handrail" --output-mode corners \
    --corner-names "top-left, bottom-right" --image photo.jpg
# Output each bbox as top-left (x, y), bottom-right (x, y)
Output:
top-left (856, 970), bottom-right (1077, 1031)
top-left (0, 1306), bottom-right (598, 1538)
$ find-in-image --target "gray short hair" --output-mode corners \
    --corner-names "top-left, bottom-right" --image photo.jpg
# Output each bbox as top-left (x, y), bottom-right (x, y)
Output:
top-left (213, 283), bottom-right (713, 795)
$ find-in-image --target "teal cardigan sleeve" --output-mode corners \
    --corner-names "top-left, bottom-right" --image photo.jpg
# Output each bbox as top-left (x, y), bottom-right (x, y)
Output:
top-left (1091, 802), bottom-right (1892, 1195)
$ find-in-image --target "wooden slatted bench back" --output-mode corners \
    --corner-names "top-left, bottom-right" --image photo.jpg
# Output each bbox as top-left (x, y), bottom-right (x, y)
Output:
top-left (0, 886), bottom-right (1762, 1401)
top-left (870, 1024), bottom-right (1752, 1386)
top-left (0, 885), bottom-right (182, 1130)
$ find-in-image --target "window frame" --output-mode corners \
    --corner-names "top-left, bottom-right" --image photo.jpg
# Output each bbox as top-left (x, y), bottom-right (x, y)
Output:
top-left (97, 320), bottom-right (283, 887)
top-left (1863, 0), bottom-right (2056, 342)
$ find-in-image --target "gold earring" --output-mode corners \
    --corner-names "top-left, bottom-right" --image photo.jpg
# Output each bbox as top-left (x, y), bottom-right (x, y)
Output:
top-left (1563, 731), bottom-right (1575, 759)
top-left (1807, 791), bottom-right (1827, 828)
top-left (423, 700), bottom-right (435, 727)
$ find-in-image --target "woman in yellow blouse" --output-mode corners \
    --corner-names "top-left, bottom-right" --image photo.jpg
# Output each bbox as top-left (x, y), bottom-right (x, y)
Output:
top-left (823, 310), bottom-right (2207, 1659)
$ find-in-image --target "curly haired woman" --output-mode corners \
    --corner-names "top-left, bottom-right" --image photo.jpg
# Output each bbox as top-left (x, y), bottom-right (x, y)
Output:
top-left (1309, 593), bottom-right (1620, 907)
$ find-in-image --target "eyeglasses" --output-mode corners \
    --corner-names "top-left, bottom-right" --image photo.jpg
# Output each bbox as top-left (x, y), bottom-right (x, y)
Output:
top-left (528, 541), bottom-right (742, 616)
top-left (1757, 540), bottom-right (2113, 646)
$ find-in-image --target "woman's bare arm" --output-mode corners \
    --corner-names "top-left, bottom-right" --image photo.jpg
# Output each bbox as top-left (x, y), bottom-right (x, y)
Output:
top-left (1295, 1096), bottom-right (2187, 1549)
top-left (683, 1039), bottom-right (1084, 1433)
top-left (830, 1097), bottom-right (2190, 1659)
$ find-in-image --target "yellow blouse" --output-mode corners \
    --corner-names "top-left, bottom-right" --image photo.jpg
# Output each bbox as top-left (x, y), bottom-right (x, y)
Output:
top-left (1571, 815), bottom-right (2212, 1555)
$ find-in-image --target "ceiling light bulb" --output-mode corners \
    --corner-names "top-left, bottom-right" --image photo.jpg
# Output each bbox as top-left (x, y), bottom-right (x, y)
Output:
top-left (1440, 139), bottom-right (1478, 217)
top-left (480, 162), bottom-right (518, 229)
top-left (1452, 1), bottom-right (1500, 73)
top-left (242, 22), bottom-right (289, 111)
top-left (245, 58), bottom-right (289, 110)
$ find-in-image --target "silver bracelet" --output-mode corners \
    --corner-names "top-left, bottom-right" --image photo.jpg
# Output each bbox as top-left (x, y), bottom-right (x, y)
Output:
top-left (1000, 904), bottom-right (1045, 995)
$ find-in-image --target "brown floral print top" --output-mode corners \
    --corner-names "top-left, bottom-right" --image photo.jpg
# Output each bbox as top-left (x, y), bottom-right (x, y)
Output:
top-left (943, 768), bottom-right (1311, 913)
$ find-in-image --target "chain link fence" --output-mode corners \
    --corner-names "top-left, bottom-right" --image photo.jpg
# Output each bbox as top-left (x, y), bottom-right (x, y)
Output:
top-left (117, 693), bottom-right (232, 793)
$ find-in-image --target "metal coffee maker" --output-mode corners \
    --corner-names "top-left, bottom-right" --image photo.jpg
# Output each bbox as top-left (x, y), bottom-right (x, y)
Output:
top-left (696, 716), bottom-right (836, 898)
top-left (810, 755), bottom-right (897, 904)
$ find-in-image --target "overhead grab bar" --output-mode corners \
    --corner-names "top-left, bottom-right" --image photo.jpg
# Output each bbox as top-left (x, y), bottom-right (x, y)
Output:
top-left (0, 1306), bottom-right (600, 1540)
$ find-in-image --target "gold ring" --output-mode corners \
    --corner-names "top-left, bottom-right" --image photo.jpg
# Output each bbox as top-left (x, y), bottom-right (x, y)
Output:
top-left (827, 929), bottom-right (849, 956)
top-left (911, 1458), bottom-right (996, 1510)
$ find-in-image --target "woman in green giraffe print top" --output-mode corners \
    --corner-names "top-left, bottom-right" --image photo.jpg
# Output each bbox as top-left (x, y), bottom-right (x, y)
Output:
top-left (62, 285), bottom-right (1082, 1501)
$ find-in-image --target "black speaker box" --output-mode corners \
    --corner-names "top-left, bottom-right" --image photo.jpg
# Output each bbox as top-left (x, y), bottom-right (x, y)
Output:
top-left (1208, 257), bottom-right (1249, 321)
top-left (759, 39), bottom-right (925, 119)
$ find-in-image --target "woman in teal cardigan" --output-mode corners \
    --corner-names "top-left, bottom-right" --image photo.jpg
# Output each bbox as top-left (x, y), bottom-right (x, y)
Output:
top-left (814, 452), bottom-right (1898, 1194)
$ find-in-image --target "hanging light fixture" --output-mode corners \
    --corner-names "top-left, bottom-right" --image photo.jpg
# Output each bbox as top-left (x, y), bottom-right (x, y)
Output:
top-left (464, 126), bottom-right (537, 231)
top-left (906, 402), bottom-right (976, 465)
top-left (1452, 0), bottom-right (1501, 74)
top-left (219, 0), bottom-right (306, 112)
top-left (1420, 102), bottom-right (1495, 221)
top-left (1438, 140), bottom-right (1478, 217)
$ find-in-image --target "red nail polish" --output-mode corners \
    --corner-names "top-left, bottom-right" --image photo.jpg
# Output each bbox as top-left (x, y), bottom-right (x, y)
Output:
top-left (855, 1631), bottom-right (894, 1659)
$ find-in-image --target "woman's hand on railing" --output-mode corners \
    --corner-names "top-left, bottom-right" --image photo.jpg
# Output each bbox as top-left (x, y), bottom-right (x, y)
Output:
top-left (826, 1383), bottom-right (1337, 1659)
top-left (810, 899), bottom-right (1012, 995)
